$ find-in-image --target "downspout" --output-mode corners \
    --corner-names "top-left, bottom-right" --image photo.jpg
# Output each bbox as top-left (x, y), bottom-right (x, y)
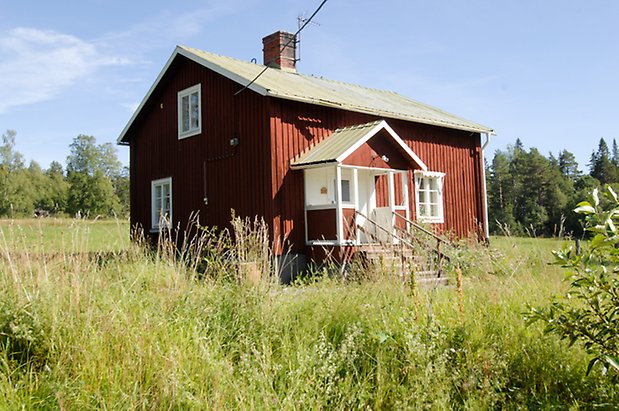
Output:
top-left (480, 132), bottom-right (494, 242)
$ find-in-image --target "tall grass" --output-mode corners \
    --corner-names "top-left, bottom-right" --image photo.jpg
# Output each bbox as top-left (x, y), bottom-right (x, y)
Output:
top-left (0, 220), bottom-right (616, 409)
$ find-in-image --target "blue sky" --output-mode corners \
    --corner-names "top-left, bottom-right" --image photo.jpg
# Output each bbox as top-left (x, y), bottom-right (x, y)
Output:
top-left (0, 0), bottom-right (617, 171)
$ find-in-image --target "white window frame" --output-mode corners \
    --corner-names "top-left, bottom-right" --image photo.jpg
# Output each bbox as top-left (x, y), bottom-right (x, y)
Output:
top-left (414, 171), bottom-right (445, 224)
top-left (177, 84), bottom-right (201, 139)
top-left (151, 177), bottom-right (172, 230)
top-left (334, 178), bottom-right (352, 204)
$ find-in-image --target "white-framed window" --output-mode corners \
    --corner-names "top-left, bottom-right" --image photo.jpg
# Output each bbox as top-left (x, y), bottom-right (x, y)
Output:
top-left (334, 178), bottom-right (351, 203)
top-left (414, 171), bottom-right (445, 223)
top-left (177, 84), bottom-right (201, 139)
top-left (151, 177), bottom-right (172, 230)
top-left (340, 179), bottom-right (351, 203)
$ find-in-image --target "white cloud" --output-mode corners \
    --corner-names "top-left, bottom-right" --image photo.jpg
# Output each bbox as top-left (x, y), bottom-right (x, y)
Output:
top-left (0, 27), bottom-right (128, 113)
top-left (98, 1), bottom-right (257, 53)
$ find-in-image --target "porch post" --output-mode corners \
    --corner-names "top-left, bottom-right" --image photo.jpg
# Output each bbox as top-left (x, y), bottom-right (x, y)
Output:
top-left (303, 170), bottom-right (309, 244)
top-left (353, 168), bottom-right (359, 245)
top-left (388, 171), bottom-right (396, 243)
top-left (402, 171), bottom-right (410, 232)
top-left (335, 165), bottom-right (343, 245)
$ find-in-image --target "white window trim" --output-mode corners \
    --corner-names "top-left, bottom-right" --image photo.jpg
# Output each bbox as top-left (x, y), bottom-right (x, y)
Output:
top-left (177, 84), bottom-right (202, 139)
top-left (333, 178), bottom-right (353, 204)
top-left (151, 177), bottom-right (172, 231)
top-left (414, 171), bottom-right (445, 224)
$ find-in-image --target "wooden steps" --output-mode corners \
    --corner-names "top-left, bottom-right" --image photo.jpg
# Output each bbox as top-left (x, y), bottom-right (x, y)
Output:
top-left (357, 244), bottom-right (448, 287)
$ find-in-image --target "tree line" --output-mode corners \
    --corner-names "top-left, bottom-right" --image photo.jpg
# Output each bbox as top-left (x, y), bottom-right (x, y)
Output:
top-left (0, 130), bottom-right (128, 218)
top-left (487, 137), bottom-right (617, 237)
top-left (1, 127), bottom-right (614, 237)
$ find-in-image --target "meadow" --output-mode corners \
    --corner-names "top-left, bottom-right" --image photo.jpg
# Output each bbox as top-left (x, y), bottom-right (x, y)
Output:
top-left (0, 219), bottom-right (617, 409)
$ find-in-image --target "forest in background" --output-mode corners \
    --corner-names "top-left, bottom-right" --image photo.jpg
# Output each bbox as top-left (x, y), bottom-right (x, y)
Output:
top-left (0, 128), bottom-right (616, 240)
top-left (486, 137), bottom-right (617, 237)
top-left (0, 130), bottom-right (128, 218)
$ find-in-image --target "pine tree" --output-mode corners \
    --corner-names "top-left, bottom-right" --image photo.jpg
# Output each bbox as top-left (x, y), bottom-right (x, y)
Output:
top-left (488, 150), bottom-right (516, 233)
top-left (590, 138), bottom-right (618, 184)
top-left (558, 150), bottom-right (581, 180)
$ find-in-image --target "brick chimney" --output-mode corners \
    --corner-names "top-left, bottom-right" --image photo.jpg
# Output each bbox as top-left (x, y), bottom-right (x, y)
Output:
top-left (262, 31), bottom-right (297, 72)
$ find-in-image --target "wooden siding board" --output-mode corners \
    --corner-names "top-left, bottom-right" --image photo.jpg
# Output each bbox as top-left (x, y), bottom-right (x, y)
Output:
top-left (130, 56), bottom-right (487, 255)
top-left (307, 209), bottom-right (337, 240)
top-left (342, 208), bottom-right (356, 241)
top-left (128, 56), bottom-right (271, 241)
top-left (269, 99), bottom-right (487, 249)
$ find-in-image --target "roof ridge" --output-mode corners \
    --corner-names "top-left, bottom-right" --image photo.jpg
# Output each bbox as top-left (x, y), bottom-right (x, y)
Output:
top-left (179, 45), bottom-right (263, 67)
top-left (334, 120), bottom-right (383, 133)
top-left (180, 45), bottom-right (401, 95)
top-left (116, 45), bottom-right (492, 143)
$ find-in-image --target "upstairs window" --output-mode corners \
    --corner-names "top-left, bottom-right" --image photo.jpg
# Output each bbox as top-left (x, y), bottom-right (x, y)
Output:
top-left (152, 177), bottom-right (172, 230)
top-left (414, 171), bottom-right (445, 223)
top-left (178, 84), bottom-right (201, 139)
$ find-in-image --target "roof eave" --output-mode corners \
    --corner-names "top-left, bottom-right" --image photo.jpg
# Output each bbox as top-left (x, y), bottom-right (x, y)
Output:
top-left (290, 160), bottom-right (338, 170)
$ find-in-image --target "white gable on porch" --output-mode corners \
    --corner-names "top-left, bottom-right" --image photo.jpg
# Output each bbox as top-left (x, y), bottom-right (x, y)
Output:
top-left (290, 120), bottom-right (427, 171)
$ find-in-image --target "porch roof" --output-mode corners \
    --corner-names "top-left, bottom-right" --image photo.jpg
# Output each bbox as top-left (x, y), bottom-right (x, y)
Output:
top-left (290, 120), bottom-right (427, 171)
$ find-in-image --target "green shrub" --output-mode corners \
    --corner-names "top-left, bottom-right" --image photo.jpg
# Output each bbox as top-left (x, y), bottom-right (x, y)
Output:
top-left (0, 297), bottom-right (49, 369)
top-left (527, 186), bottom-right (619, 376)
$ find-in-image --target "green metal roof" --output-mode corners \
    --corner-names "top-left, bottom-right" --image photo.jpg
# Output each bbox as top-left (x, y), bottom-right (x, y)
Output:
top-left (291, 120), bottom-right (427, 171)
top-left (118, 45), bottom-right (492, 144)
top-left (180, 46), bottom-right (492, 134)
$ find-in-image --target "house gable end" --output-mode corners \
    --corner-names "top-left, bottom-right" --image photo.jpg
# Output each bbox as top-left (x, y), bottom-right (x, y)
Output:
top-left (118, 46), bottom-right (269, 145)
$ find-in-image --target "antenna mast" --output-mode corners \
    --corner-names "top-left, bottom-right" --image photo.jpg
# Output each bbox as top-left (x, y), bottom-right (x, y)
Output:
top-left (296, 13), bottom-right (320, 64)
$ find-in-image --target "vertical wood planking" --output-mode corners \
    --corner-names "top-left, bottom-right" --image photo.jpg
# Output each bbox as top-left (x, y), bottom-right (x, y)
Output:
top-left (269, 99), bottom-right (487, 251)
top-left (128, 56), bottom-right (271, 240)
top-left (128, 56), bottom-right (487, 254)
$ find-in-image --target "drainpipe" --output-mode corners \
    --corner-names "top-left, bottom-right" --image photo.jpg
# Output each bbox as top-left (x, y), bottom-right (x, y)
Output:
top-left (480, 132), bottom-right (494, 241)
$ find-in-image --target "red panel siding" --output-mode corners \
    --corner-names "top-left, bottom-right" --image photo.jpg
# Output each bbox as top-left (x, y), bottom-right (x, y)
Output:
top-left (343, 131), bottom-right (410, 170)
top-left (307, 208), bottom-right (336, 241)
top-left (375, 175), bottom-right (389, 208)
top-left (127, 56), bottom-right (487, 259)
top-left (128, 56), bottom-right (272, 240)
top-left (268, 98), bottom-right (487, 251)
top-left (395, 209), bottom-right (407, 231)
top-left (342, 208), bottom-right (356, 241)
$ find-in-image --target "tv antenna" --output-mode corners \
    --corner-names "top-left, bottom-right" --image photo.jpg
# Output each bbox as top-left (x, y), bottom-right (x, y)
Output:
top-left (235, 0), bottom-right (328, 96)
top-left (296, 12), bottom-right (321, 63)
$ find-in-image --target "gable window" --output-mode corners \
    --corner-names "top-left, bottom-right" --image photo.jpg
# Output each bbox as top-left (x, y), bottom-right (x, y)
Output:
top-left (178, 84), bottom-right (201, 139)
top-left (414, 171), bottom-right (444, 223)
top-left (152, 177), bottom-right (172, 230)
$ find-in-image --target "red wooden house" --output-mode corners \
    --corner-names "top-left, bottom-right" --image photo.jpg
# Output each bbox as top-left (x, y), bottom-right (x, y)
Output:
top-left (118, 31), bottom-right (493, 278)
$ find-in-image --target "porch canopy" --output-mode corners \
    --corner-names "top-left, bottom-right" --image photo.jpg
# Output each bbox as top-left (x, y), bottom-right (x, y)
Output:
top-left (291, 120), bottom-right (427, 246)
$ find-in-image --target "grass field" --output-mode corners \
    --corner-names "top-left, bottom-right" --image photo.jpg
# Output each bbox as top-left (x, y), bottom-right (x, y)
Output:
top-left (0, 219), bottom-right (617, 409)
top-left (0, 218), bottom-right (129, 253)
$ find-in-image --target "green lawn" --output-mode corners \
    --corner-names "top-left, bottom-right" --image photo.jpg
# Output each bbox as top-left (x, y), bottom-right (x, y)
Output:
top-left (0, 218), bottom-right (129, 253)
top-left (0, 220), bottom-right (616, 409)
